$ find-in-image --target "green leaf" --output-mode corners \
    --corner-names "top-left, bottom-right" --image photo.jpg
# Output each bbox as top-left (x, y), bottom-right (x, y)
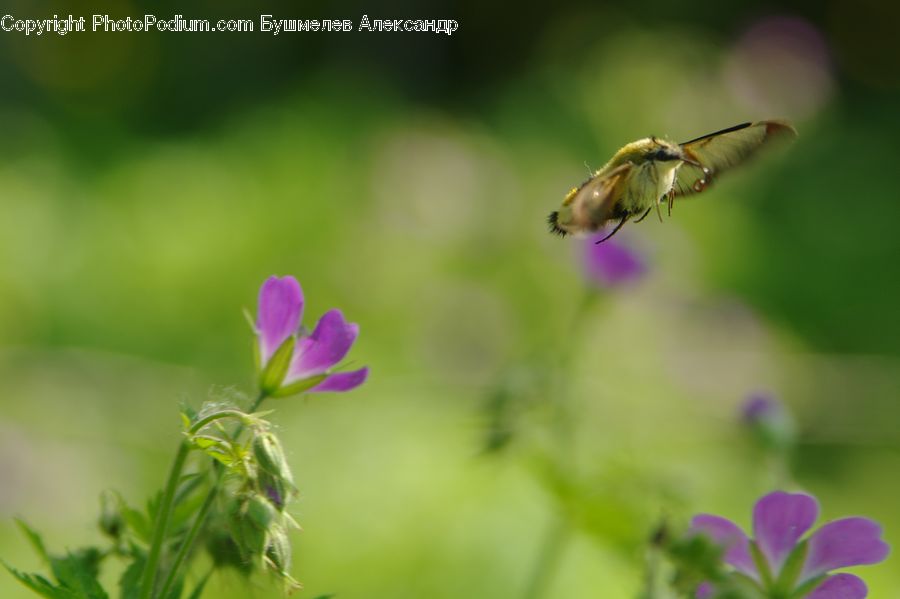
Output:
top-left (3, 561), bottom-right (75, 599)
top-left (181, 403), bottom-right (198, 423)
top-left (15, 519), bottom-right (50, 563)
top-left (8, 524), bottom-right (108, 599)
top-left (119, 501), bottom-right (152, 544)
top-left (190, 436), bottom-right (225, 450)
top-left (175, 472), bottom-right (207, 505)
top-left (259, 337), bottom-right (295, 395)
top-left (118, 554), bottom-right (145, 599)
top-left (49, 550), bottom-right (108, 599)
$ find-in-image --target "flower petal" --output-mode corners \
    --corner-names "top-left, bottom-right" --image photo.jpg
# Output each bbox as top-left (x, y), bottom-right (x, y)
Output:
top-left (309, 367), bottom-right (369, 393)
top-left (690, 515), bottom-right (757, 578)
top-left (753, 491), bottom-right (818, 575)
top-left (801, 517), bottom-right (889, 581)
top-left (286, 309), bottom-right (359, 381)
top-left (257, 276), bottom-right (303, 364)
top-left (806, 574), bottom-right (868, 599)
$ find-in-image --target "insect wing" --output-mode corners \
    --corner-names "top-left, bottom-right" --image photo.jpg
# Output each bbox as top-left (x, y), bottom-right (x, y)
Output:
top-left (673, 120), bottom-right (796, 196)
top-left (567, 163), bottom-right (631, 228)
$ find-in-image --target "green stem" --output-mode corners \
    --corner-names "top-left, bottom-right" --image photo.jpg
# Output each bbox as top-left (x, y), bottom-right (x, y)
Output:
top-left (156, 482), bottom-right (218, 599)
top-left (248, 391), bottom-right (267, 415)
top-left (525, 291), bottom-right (599, 599)
top-left (548, 290), bottom-right (601, 479)
top-left (153, 391), bottom-right (267, 598)
top-left (139, 440), bottom-right (191, 599)
top-left (642, 545), bottom-right (661, 599)
top-left (188, 410), bottom-right (252, 435)
top-left (522, 518), bottom-right (571, 599)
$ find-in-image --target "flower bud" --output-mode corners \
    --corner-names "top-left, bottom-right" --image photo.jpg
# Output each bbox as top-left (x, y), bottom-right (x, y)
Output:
top-left (265, 523), bottom-right (293, 574)
top-left (741, 392), bottom-right (795, 451)
top-left (253, 432), bottom-right (293, 482)
top-left (227, 496), bottom-right (270, 560)
top-left (246, 494), bottom-right (277, 531)
top-left (98, 491), bottom-right (124, 540)
top-left (258, 470), bottom-right (292, 511)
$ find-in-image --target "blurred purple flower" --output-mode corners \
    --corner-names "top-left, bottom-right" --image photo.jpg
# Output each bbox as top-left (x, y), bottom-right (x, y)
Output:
top-left (740, 392), bottom-right (795, 450)
top-left (695, 582), bottom-right (714, 599)
top-left (742, 393), bottom-right (780, 424)
top-left (582, 232), bottom-right (646, 288)
top-left (256, 275), bottom-right (368, 397)
top-left (691, 491), bottom-right (889, 598)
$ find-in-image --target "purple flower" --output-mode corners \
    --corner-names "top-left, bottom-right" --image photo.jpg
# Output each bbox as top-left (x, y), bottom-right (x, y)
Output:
top-left (742, 393), bottom-right (782, 425)
top-left (256, 275), bottom-right (368, 397)
top-left (691, 491), bottom-right (889, 598)
top-left (582, 232), bottom-right (646, 288)
top-left (740, 392), bottom-right (794, 450)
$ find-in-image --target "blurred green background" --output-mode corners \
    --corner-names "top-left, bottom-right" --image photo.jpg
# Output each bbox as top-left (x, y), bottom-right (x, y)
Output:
top-left (1, 0), bottom-right (899, 597)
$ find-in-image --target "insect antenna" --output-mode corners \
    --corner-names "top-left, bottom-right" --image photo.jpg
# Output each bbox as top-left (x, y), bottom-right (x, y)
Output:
top-left (547, 211), bottom-right (567, 237)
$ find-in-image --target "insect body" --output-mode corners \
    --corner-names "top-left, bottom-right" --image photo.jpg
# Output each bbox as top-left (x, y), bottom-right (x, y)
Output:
top-left (548, 121), bottom-right (797, 242)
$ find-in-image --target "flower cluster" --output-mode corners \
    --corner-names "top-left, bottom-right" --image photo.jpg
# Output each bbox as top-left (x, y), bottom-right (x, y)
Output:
top-left (255, 275), bottom-right (368, 398)
top-left (692, 491), bottom-right (889, 598)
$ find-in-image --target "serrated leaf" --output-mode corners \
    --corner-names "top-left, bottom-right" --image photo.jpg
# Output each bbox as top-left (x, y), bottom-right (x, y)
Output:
top-left (49, 550), bottom-right (108, 599)
top-left (3, 561), bottom-right (75, 599)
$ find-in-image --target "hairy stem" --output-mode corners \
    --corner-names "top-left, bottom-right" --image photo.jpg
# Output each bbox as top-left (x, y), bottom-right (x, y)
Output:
top-left (156, 482), bottom-right (218, 599)
top-left (139, 440), bottom-right (191, 599)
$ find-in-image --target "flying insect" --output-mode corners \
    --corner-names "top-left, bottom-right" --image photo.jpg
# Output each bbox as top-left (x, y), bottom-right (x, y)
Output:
top-left (548, 121), bottom-right (797, 242)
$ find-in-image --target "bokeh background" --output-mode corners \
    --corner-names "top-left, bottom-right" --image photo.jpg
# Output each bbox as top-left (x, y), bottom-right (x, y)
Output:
top-left (1, 0), bottom-right (899, 597)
